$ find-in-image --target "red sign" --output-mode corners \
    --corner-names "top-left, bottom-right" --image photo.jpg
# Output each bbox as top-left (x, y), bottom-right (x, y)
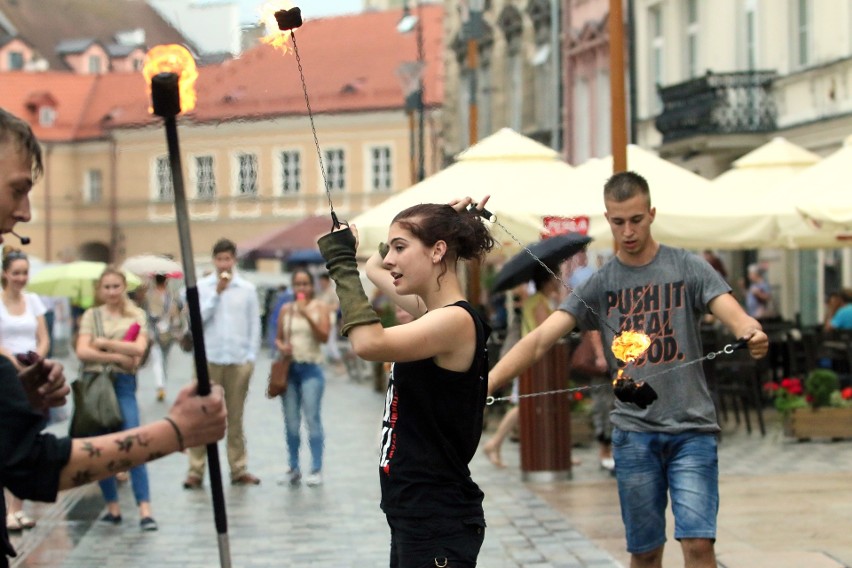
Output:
top-left (542, 216), bottom-right (589, 237)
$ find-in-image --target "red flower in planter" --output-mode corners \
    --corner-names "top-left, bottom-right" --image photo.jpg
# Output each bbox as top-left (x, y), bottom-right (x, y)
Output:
top-left (780, 377), bottom-right (803, 395)
top-left (842, 387), bottom-right (852, 400)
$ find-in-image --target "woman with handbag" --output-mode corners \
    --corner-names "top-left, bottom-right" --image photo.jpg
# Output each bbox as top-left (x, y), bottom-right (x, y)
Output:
top-left (318, 197), bottom-right (494, 567)
top-left (0, 248), bottom-right (49, 533)
top-left (75, 267), bottom-right (156, 531)
top-left (275, 268), bottom-right (331, 487)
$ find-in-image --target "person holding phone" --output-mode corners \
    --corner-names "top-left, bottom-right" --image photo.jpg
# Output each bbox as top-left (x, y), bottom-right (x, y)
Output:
top-left (276, 268), bottom-right (331, 487)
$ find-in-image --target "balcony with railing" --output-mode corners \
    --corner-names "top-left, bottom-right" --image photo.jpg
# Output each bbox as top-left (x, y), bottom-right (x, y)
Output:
top-left (655, 71), bottom-right (777, 144)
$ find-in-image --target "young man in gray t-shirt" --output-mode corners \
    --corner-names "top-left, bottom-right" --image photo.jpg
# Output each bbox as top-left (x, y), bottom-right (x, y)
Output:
top-left (488, 171), bottom-right (768, 568)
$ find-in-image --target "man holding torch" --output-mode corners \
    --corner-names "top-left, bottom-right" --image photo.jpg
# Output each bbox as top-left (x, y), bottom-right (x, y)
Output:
top-left (0, 107), bottom-right (227, 567)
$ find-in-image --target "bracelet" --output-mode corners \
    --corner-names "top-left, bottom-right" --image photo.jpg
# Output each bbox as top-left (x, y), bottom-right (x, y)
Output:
top-left (163, 417), bottom-right (185, 452)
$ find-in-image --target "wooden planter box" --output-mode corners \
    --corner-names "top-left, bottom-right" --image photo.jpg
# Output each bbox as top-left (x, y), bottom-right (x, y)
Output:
top-left (783, 407), bottom-right (852, 440)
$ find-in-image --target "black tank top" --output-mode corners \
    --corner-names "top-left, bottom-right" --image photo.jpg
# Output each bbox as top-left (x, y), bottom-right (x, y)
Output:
top-left (378, 301), bottom-right (490, 518)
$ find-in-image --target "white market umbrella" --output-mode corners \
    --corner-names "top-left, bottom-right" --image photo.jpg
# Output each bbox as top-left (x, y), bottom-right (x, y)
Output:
top-left (121, 254), bottom-right (184, 277)
top-left (351, 128), bottom-right (574, 255)
top-left (792, 135), bottom-right (852, 243)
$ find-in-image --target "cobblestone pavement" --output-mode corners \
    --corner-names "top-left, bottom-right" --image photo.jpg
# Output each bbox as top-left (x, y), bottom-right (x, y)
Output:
top-left (11, 349), bottom-right (852, 567)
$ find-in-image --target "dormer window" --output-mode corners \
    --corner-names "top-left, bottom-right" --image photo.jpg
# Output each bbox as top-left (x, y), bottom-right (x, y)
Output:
top-left (88, 54), bottom-right (102, 73)
top-left (38, 106), bottom-right (56, 127)
top-left (7, 51), bottom-right (24, 70)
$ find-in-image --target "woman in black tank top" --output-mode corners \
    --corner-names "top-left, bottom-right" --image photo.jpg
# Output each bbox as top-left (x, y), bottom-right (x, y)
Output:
top-left (318, 197), bottom-right (494, 567)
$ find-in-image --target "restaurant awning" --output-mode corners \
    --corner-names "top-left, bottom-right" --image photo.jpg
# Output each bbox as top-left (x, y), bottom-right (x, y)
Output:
top-left (237, 215), bottom-right (330, 260)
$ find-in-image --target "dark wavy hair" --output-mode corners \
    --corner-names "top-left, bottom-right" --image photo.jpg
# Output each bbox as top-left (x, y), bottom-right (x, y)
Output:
top-left (392, 203), bottom-right (495, 286)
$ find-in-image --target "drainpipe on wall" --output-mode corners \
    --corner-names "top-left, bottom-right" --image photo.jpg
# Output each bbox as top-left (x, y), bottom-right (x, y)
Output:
top-left (550, 0), bottom-right (561, 151)
top-left (109, 134), bottom-right (119, 262)
top-left (627, 0), bottom-right (638, 144)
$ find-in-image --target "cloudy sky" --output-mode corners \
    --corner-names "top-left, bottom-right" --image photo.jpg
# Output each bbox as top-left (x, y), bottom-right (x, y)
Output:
top-left (233, 0), bottom-right (364, 24)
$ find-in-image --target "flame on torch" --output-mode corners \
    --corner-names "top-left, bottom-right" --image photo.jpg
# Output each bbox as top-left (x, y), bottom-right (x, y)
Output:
top-left (143, 44), bottom-right (198, 113)
top-left (259, 0), bottom-right (295, 53)
top-left (611, 330), bottom-right (652, 384)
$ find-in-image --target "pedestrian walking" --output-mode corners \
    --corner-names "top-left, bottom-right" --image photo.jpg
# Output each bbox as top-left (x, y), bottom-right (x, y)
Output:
top-left (75, 267), bottom-right (157, 530)
top-left (183, 238), bottom-right (262, 489)
top-left (0, 247), bottom-right (49, 533)
top-left (143, 273), bottom-right (184, 402)
top-left (275, 268), bottom-right (331, 487)
top-left (488, 171), bottom-right (769, 568)
top-left (318, 197), bottom-right (494, 567)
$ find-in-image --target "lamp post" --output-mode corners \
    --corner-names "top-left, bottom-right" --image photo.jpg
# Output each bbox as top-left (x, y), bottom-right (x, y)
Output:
top-left (398, 1), bottom-right (426, 182)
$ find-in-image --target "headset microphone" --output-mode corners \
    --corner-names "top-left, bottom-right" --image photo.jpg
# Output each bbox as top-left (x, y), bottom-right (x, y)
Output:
top-left (10, 231), bottom-right (30, 245)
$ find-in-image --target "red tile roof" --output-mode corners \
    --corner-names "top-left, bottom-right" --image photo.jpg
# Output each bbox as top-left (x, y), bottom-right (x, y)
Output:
top-left (0, 0), bottom-right (191, 71)
top-left (0, 5), bottom-right (445, 139)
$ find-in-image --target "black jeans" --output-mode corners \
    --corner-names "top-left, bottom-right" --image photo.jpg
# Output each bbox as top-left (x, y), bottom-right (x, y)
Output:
top-left (387, 514), bottom-right (486, 568)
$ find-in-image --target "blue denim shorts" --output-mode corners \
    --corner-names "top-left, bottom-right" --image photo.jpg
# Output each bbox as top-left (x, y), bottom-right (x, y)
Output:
top-left (611, 427), bottom-right (719, 554)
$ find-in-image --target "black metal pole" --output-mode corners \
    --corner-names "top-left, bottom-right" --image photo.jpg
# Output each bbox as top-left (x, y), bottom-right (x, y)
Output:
top-left (151, 72), bottom-right (231, 568)
top-left (416, 0), bottom-right (425, 182)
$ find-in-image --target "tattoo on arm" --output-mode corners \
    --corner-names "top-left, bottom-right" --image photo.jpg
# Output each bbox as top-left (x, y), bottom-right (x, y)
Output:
top-left (106, 459), bottom-right (133, 473)
top-left (71, 470), bottom-right (95, 486)
top-left (116, 436), bottom-right (134, 453)
top-left (147, 451), bottom-right (165, 461)
top-left (82, 441), bottom-right (102, 458)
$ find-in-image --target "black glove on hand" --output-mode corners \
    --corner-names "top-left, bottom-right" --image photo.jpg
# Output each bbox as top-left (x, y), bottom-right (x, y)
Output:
top-left (318, 228), bottom-right (380, 336)
top-left (613, 377), bottom-right (658, 409)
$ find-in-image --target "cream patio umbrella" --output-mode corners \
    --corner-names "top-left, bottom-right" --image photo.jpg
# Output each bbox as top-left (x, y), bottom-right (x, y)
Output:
top-left (350, 128), bottom-right (574, 255)
top-left (792, 135), bottom-right (852, 242)
top-left (507, 145), bottom-right (717, 250)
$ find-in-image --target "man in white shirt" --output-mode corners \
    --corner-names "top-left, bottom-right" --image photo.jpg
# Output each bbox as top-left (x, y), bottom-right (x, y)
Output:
top-left (184, 238), bottom-right (262, 488)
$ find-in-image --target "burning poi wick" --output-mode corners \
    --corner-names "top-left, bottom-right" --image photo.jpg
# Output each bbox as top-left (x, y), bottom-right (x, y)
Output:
top-left (147, 52), bottom-right (232, 567)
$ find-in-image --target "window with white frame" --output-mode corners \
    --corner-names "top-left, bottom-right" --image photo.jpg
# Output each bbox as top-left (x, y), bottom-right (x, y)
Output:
top-left (278, 150), bottom-right (301, 194)
top-left (7, 51), bottom-right (24, 70)
top-left (236, 152), bottom-right (258, 196)
top-left (155, 156), bottom-right (173, 201)
top-left (478, 55), bottom-right (493, 140)
top-left (532, 43), bottom-right (552, 129)
top-left (88, 54), bottom-right (101, 74)
top-left (649, 5), bottom-right (665, 114)
top-left (507, 43), bottom-right (523, 131)
top-left (744, 0), bottom-right (758, 69)
top-left (795, 0), bottom-right (811, 67)
top-left (685, 0), bottom-right (699, 78)
top-left (323, 148), bottom-right (346, 192)
top-left (369, 146), bottom-right (392, 192)
top-left (38, 106), bottom-right (55, 127)
top-left (194, 155), bottom-right (216, 199)
top-left (84, 169), bottom-right (102, 203)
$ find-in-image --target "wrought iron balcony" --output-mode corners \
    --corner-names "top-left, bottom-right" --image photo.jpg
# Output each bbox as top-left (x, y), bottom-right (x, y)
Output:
top-left (654, 71), bottom-right (777, 143)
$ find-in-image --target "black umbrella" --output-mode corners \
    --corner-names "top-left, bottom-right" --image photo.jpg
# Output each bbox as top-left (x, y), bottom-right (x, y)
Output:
top-left (492, 233), bottom-right (592, 292)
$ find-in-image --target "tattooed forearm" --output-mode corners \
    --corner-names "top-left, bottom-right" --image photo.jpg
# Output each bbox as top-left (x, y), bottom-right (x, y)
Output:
top-left (71, 470), bottom-right (95, 486)
top-left (147, 451), bottom-right (165, 461)
top-left (107, 459), bottom-right (133, 473)
top-left (135, 433), bottom-right (151, 447)
top-left (82, 441), bottom-right (102, 458)
top-left (115, 436), bottom-right (134, 452)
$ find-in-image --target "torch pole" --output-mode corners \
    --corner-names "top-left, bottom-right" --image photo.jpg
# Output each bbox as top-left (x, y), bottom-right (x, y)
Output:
top-left (153, 73), bottom-right (231, 568)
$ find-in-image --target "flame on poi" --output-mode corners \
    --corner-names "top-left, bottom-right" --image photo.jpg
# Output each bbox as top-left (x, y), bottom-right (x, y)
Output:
top-left (611, 330), bottom-right (652, 383)
top-left (142, 44), bottom-right (198, 113)
top-left (259, 0), bottom-right (295, 53)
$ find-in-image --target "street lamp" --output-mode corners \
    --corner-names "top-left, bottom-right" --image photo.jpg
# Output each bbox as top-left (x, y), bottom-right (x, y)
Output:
top-left (397, 1), bottom-right (426, 182)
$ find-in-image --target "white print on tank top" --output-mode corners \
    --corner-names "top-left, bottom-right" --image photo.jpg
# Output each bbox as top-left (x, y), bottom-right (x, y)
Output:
top-left (379, 363), bottom-right (398, 474)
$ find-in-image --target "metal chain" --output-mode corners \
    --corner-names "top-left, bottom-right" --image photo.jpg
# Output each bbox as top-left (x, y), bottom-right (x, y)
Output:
top-left (291, 33), bottom-right (335, 214)
top-left (486, 340), bottom-right (745, 405)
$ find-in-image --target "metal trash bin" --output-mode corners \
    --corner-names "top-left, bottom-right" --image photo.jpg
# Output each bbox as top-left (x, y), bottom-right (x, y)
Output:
top-left (519, 341), bottom-right (573, 482)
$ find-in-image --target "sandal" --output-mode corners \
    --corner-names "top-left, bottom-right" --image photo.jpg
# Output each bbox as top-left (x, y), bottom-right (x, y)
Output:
top-left (6, 513), bottom-right (22, 532)
top-left (14, 511), bottom-right (36, 529)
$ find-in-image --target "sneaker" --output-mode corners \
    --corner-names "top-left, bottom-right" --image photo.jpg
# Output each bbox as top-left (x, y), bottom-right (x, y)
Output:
top-left (100, 512), bottom-right (122, 525)
top-left (13, 511), bottom-right (36, 529)
top-left (600, 457), bottom-right (615, 472)
top-left (277, 469), bottom-right (301, 486)
top-left (140, 517), bottom-right (158, 531)
top-left (305, 471), bottom-right (323, 487)
top-left (230, 472), bottom-right (261, 486)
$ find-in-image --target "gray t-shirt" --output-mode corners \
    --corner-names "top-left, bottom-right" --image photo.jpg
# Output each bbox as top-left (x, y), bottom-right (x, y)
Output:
top-left (560, 244), bottom-right (731, 433)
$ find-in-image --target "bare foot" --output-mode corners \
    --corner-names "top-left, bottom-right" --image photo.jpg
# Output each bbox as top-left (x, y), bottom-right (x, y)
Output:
top-left (483, 443), bottom-right (505, 468)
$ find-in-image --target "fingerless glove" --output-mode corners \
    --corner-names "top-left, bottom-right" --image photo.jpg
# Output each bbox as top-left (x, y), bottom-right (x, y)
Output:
top-left (318, 229), bottom-right (380, 336)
